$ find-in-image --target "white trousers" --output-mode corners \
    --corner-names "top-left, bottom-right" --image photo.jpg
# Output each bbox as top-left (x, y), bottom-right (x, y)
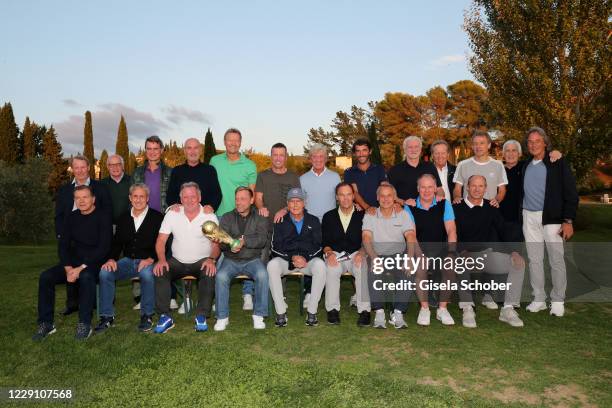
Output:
top-left (267, 257), bottom-right (326, 315)
top-left (324, 251), bottom-right (370, 313)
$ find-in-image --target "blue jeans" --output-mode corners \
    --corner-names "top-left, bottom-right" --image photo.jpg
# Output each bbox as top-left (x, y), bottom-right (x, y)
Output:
top-left (99, 257), bottom-right (154, 317)
top-left (215, 257), bottom-right (269, 319)
top-left (218, 253), bottom-right (253, 296)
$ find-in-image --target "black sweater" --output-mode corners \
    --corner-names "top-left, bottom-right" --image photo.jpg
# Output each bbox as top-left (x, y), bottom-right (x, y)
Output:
top-left (271, 211), bottom-right (322, 264)
top-left (321, 208), bottom-right (364, 254)
top-left (59, 207), bottom-right (112, 267)
top-left (166, 162), bottom-right (222, 210)
top-left (54, 180), bottom-right (112, 239)
top-left (109, 208), bottom-right (164, 261)
top-left (453, 199), bottom-right (511, 252)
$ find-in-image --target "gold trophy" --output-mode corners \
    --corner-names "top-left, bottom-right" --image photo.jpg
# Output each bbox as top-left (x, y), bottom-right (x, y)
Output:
top-left (201, 221), bottom-right (241, 249)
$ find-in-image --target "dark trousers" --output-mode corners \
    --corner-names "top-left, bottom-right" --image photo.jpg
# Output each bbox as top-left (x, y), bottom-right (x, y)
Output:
top-left (155, 257), bottom-right (215, 316)
top-left (38, 264), bottom-right (99, 325)
top-left (66, 282), bottom-right (79, 309)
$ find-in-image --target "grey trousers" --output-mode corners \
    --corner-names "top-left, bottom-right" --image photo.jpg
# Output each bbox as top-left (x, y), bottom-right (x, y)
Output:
top-left (267, 257), bottom-right (326, 315)
top-left (325, 251), bottom-right (370, 313)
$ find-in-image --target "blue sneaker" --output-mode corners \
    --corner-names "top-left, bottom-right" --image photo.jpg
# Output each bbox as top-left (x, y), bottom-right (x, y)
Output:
top-left (153, 314), bottom-right (174, 334)
top-left (194, 315), bottom-right (208, 332)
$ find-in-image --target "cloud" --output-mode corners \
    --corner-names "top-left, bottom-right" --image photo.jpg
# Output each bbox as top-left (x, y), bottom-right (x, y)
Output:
top-left (163, 104), bottom-right (211, 125)
top-left (54, 103), bottom-right (170, 155)
top-left (429, 54), bottom-right (466, 67)
top-left (62, 99), bottom-right (82, 107)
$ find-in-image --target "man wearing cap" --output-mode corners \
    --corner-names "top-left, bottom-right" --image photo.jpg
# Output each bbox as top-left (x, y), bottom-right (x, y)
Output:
top-left (267, 187), bottom-right (326, 327)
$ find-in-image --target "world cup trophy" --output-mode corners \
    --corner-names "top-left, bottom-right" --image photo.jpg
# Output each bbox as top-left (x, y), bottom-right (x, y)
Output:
top-left (201, 221), bottom-right (241, 249)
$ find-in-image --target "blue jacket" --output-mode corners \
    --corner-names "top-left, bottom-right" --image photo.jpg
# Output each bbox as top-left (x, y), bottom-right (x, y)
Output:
top-left (271, 211), bottom-right (322, 264)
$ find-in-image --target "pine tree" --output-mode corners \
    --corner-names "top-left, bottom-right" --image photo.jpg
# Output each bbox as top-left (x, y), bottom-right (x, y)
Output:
top-left (394, 144), bottom-right (403, 165)
top-left (367, 122), bottom-right (382, 165)
top-left (42, 126), bottom-right (69, 196)
top-left (32, 124), bottom-right (46, 157)
top-left (203, 128), bottom-right (217, 164)
top-left (83, 110), bottom-right (95, 178)
top-left (0, 103), bottom-right (20, 165)
top-left (22, 116), bottom-right (36, 161)
top-left (99, 150), bottom-right (109, 179)
top-left (115, 115), bottom-right (129, 165)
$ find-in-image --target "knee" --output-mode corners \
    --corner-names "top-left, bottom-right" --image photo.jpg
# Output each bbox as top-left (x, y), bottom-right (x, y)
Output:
top-left (139, 268), bottom-right (154, 284)
top-left (267, 258), bottom-right (282, 276)
top-left (99, 269), bottom-right (112, 283)
top-left (215, 268), bottom-right (231, 285)
top-left (79, 269), bottom-right (96, 286)
top-left (254, 265), bottom-right (268, 282)
top-left (39, 267), bottom-right (55, 285)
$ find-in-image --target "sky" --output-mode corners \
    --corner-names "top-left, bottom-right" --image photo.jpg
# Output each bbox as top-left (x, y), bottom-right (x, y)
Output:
top-left (1, 0), bottom-right (475, 156)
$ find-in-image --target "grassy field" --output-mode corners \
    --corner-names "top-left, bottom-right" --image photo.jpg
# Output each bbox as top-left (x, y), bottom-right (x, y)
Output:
top-left (1, 205), bottom-right (611, 407)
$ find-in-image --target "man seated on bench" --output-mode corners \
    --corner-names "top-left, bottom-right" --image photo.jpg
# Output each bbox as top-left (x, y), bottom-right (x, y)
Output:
top-left (153, 182), bottom-right (220, 333)
top-left (322, 182), bottom-right (369, 326)
top-left (212, 186), bottom-right (269, 331)
top-left (95, 183), bottom-right (163, 334)
top-left (267, 187), bottom-right (325, 327)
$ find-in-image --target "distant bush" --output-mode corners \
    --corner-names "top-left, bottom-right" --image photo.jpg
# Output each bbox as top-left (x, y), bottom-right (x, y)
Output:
top-left (0, 159), bottom-right (53, 243)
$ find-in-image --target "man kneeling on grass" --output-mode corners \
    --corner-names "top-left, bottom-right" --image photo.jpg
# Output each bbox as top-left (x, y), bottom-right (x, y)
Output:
top-left (212, 186), bottom-right (269, 331)
top-left (152, 182), bottom-right (220, 333)
top-left (95, 183), bottom-right (163, 334)
top-left (33, 185), bottom-right (112, 341)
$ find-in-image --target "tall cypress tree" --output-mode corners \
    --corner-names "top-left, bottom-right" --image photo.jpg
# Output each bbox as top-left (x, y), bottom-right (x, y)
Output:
top-left (367, 122), bottom-right (382, 165)
top-left (32, 123), bottom-right (46, 157)
top-left (203, 127), bottom-right (216, 164)
top-left (99, 150), bottom-right (109, 179)
top-left (115, 115), bottom-right (129, 165)
top-left (0, 103), bottom-right (20, 165)
top-left (393, 144), bottom-right (403, 165)
top-left (22, 116), bottom-right (36, 161)
top-left (83, 110), bottom-right (95, 178)
top-left (42, 125), bottom-right (69, 196)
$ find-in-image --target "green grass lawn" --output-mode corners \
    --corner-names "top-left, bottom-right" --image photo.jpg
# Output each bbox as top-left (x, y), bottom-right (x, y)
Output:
top-left (1, 205), bottom-right (611, 407)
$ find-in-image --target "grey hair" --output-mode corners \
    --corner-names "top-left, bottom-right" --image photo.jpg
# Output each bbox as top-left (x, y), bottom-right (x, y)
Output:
top-left (417, 173), bottom-right (437, 186)
top-left (107, 153), bottom-right (124, 167)
top-left (183, 138), bottom-right (201, 149)
top-left (526, 126), bottom-right (550, 146)
top-left (430, 139), bottom-right (450, 154)
top-left (376, 181), bottom-right (397, 198)
top-left (180, 181), bottom-right (201, 196)
top-left (308, 143), bottom-right (328, 157)
top-left (129, 183), bottom-right (150, 197)
top-left (403, 135), bottom-right (423, 151)
top-left (502, 139), bottom-right (522, 156)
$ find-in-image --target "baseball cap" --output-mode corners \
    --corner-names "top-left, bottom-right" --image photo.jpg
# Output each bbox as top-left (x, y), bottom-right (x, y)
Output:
top-left (287, 187), bottom-right (306, 201)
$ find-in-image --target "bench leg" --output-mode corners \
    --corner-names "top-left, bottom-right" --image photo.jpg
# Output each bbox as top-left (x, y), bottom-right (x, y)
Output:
top-left (299, 276), bottom-right (304, 316)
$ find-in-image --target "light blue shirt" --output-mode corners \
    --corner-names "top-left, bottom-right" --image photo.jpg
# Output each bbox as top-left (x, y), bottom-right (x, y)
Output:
top-left (290, 214), bottom-right (304, 234)
top-left (404, 196), bottom-right (455, 222)
top-left (523, 160), bottom-right (547, 211)
top-left (299, 167), bottom-right (341, 221)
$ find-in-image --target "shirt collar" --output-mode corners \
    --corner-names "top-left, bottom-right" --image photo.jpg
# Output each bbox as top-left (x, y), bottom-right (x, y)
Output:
top-left (436, 164), bottom-right (448, 173)
top-left (338, 206), bottom-right (355, 217)
top-left (311, 167), bottom-right (327, 177)
top-left (416, 196), bottom-right (437, 209)
top-left (131, 206), bottom-right (149, 219)
top-left (111, 173), bottom-right (124, 183)
top-left (465, 198), bottom-right (484, 208)
top-left (471, 156), bottom-right (492, 165)
top-left (72, 177), bottom-right (91, 186)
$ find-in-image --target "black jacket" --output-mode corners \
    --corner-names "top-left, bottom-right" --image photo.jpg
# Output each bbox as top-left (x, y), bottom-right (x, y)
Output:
top-left (271, 211), bottom-right (322, 264)
top-left (54, 180), bottom-right (112, 239)
top-left (109, 208), bottom-right (164, 261)
top-left (219, 207), bottom-right (269, 261)
top-left (520, 155), bottom-right (578, 224)
top-left (321, 207), bottom-right (364, 254)
top-left (445, 163), bottom-right (456, 199)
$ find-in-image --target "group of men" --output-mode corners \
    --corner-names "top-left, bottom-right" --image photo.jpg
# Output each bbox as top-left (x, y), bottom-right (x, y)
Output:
top-left (33, 125), bottom-right (578, 340)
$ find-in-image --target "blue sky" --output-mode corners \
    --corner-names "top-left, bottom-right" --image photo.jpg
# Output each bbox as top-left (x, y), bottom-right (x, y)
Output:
top-left (1, 1), bottom-right (474, 156)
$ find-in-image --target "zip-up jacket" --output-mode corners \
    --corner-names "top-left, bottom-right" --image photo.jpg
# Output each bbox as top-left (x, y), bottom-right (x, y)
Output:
top-left (271, 211), bottom-right (322, 264)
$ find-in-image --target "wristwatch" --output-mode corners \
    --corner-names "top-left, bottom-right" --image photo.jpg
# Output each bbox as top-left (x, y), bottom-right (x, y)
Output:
top-left (563, 219), bottom-right (573, 224)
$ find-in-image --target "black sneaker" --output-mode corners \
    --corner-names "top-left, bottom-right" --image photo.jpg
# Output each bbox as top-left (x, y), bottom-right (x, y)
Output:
top-left (75, 322), bottom-right (92, 340)
top-left (94, 316), bottom-right (114, 334)
top-left (357, 311), bottom-right (371, 327)
top-left (275, 313), bottom-right (288, 328)
top-left (305, 312), bottom-right (319, 327)
top-left (138, 315), bottom-right (153, 332)
top-left (32, 322), bottom-right (56, 341)
top-left (60, 306), bottom-right (78, 316)
top-left (327, 309), bottom-right (340, 325)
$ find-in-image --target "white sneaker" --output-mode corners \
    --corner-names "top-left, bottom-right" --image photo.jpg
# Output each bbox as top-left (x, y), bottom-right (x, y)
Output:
top-left (481, 294), bottom-right (498, 309)
top-left (550, 302), bottom-right (565, 317)
top-left (462, 306), bottom-right (477, 328)
top-left (436, 308), bottom-right (455, 325)
top-left (214, 318), bottom-right (229, 331)
top-left (177, 302), bottom-right (185, 315)
top-left (417, 308), bottom-right (431, 326)
top-left (349, 294), bottom-right (357, 307)
top-left (391, 309), bottom-right (407, 329)
top-left (170, 299), bottom-right (179, 310)
top-left (252, 315), bottom-right (266, 330)
top-left (243, 294), bottom-right (254, 311)
top-left (132, 302), bottom-right (141, 310)
top-left (526, 301), bottom-right (547, 313)
top-left (499, 306), bottom-right (524, 327)
top-left (373, 310), bottom-right (386, 329)
top-left (303, 293), bottom-right (311, 309)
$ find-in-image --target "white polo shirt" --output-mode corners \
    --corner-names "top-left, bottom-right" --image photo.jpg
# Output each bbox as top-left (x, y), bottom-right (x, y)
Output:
top-left (159, 206), bottom-right (218, 264)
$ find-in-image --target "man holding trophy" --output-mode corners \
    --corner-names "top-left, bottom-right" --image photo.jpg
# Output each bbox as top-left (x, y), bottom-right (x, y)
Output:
top-left (205, 186), bottom-right (269, 331)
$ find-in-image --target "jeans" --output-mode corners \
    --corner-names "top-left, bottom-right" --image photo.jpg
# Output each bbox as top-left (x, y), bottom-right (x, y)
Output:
top-left (99, 257), bottom-right (154, 317)
top-left (215, 258), bottom-right (269, 319)
top-left (38, 264), bottom-right (100, 325)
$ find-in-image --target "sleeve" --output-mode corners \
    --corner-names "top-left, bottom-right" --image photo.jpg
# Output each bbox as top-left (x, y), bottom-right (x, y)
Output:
top-left (204, 166), bottom-right (223, 211)
top-left (362, 214), bottom-right (374, 232)
top-left (165, 170), bottom-right (180, 207)
top-left (54, 187), bottom-right (66, 238)
top-left (58, 213), bottom-right (72, 267)
top-left (87, 211), bottom-right (113, 265)
top-left (304, 218), bottom-right (322, 260)
top-left (343, 169), bottom-right (354, 184)
top-left (321, 212), bottom-right (332, 248)
top-left (498, 161), bottom-right (509, 186)
top-left (561, 159), bottom-right (579, 220)
top-left (255, 172), bottom-right (264, 193)
top-left (453, 161), bottom-right (464, 185)
top-left (243, 216), bottom-right (269, 250)
top-left (159, 212), bottom-right (174, 235)
top-left (401, 211), bottom-right (415, 232)
top-left (443, 200), bottom-right (455, 221)
top-left (270, 223), bottom-right (290, 261)
top-left (218, 213), bottom-right (233, 251)
top-left (404, 206), bottom-right (415, 223)
top-left (109, 218), bottom-right (123, 260)
top-left (247, 162), bottom-right (257, 185)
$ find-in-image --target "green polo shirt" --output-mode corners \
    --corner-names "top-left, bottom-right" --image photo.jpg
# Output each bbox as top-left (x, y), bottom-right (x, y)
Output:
top-left (210, 153), bottom-right (257, 216)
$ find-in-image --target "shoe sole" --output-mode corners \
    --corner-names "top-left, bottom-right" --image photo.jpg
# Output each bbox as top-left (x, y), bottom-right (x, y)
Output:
top-left (462, 322), bottom-right (477, 328)
top-left (436, 317), bottom-right (455, 326)
top-left (305, 322), bottom-right (319, 326)
top-left (417, 321), bottom-right (430, 326)
top-left (275, 323), bottom-right (287, 327)
top-left (76, 329), bottom-right (93, 340)
top-left (154, 323), bottom-right (175, 334)
top-left (499, 316), bottom-right (524, 327)
top-left (482, 303), bottom-right (499, 310)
